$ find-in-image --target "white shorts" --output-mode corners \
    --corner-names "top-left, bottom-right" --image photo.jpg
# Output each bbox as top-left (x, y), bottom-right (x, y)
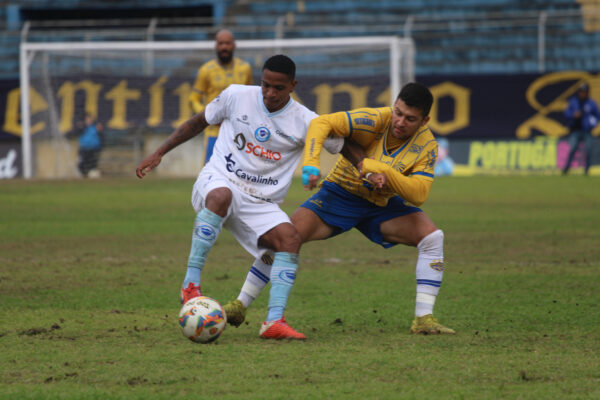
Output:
top-left (191, 168), bottom-right (289, 259)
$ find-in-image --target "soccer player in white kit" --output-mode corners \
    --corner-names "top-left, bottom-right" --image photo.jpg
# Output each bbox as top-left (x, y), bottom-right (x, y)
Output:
top-left (136, 55), bottom-right (342, 340)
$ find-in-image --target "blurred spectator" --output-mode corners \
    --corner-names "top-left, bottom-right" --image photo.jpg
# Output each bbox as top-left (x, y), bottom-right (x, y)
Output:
top-left (189, 29), bottom-right (253, 165)
top-left (434, 137), bottom-right (454, 176)
top-left (77, 114), bottom-right (103, 178)
top-left (562, 83), bottom-right (599, 175)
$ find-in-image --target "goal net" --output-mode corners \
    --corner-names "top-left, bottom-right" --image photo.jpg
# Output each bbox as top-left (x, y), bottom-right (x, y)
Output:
top-left (19, 37), bottom-right (415, 179)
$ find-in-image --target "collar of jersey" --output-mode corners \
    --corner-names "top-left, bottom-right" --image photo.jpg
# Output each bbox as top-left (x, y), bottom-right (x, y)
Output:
top-left (382, 127), bottom-right (427, 158)
top-left (259, 92), bottom-right (294, 117)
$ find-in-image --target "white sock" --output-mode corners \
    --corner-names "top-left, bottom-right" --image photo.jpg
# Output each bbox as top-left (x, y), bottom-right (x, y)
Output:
top-left (237, 256), bottom-right (272, 308)
top-left (415, 229), bottom-right (444, 317)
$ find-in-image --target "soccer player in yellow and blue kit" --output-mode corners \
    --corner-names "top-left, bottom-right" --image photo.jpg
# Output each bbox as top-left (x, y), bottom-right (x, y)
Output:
top-left (224, 82), bottom-right (455, 335)
top-left (189, 29), bottom-right (253, 165)
top-left (300, 82), bottom-right (453, 334)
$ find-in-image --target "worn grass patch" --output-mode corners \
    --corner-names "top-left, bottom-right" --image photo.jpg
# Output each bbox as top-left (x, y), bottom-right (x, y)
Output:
top-left (1, 176), bottom-right (599, 399)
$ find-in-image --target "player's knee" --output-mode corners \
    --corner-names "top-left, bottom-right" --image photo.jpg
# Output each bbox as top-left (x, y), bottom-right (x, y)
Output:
top-left (280, 229), bottom-right (302, 253)
top-left (417, 229), bottom-right (444, 255)
top-left (275, 226), bottom-right (302, 253)
top-left (204, 188), bottom-right (232, 216)
top-left (259, 223), bottom-right (302, 253)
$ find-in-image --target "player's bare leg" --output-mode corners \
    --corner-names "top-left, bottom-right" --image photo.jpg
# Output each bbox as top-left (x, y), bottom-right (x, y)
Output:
top-left (291, 206), bottom-right (335, 243)
top-left (381, 212), bottom-right (455, 334)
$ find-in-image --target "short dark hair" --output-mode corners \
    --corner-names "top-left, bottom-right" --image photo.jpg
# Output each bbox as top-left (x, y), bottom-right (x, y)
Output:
top-left (397, 82), bottom-right (433, 117)
top-left (262, 54), bottom-right (296, 81)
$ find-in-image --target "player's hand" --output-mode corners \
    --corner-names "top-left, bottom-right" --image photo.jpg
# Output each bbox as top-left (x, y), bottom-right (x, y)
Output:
top-left (369, 173), bottom-right (387, 190)
top-left (360, 171), bottom-right (387, 190)
top-left (136, 153), bottom-right (162, 179)
top-left (302, 166), bottom-right (321, 190)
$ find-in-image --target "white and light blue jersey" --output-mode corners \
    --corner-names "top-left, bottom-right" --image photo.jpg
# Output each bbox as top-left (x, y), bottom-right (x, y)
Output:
top-left (204, 84), bottom-right (317, 204)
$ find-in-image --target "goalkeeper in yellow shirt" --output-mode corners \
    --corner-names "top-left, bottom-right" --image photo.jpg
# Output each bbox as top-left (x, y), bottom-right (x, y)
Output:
top-left (224, 82), bottom-right (454, 335)
top-left (189, 29), bottom-right (253, 164)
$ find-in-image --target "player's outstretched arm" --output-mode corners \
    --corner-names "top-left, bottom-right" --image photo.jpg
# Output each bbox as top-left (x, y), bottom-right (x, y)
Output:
top-left (136, 111), bottom-right (209, 178)
top-left (302, 112), bottom-right (352, 189)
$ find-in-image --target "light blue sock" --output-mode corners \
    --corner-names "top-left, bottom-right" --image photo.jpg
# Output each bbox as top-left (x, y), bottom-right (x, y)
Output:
top-left (182, 208), bottom-right (222, 288)
top-left (266, 252), bottom-right (299, 322)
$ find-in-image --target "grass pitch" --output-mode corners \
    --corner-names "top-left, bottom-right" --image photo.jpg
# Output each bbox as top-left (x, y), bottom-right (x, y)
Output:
top-left (0, 175), bottom-right (599, 399)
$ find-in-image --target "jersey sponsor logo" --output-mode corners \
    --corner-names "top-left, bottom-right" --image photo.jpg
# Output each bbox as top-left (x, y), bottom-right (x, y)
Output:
top-left (309, 138), bottom-right (316, 157)
top-left (234, 133), bottom-right (282, 161)
top-left (278, 270), bottom-right (296, 284)
top-left (409, 144), bottom-right (423, 153)
top-left (224, 152), bottom-right (279, 186)
top-left (194, 224), bottom-right (217, 241)
top-left (254, 126), bottom-right (271, 142)
top-left (234, 133), bottom-right (246, 150)
top-left (275, 129), bottom-right (301, 145)
top-left (354, 117), bottom-right (375, 127)
top-left (245, 142), bottom-right (282, 161)
top-left (429, 260), bottom-right (445, 272)
top-left (235, 169), bottom-right (279, 185)
top-left (236, 117), bottom-right (250, 126)
top-left (225, 153), bottom-right (236, 172)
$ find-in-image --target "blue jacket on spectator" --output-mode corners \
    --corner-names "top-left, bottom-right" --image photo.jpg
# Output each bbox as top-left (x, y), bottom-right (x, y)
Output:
top-left (79, 123), bottom-right (102, 150)
top-left (564, 94), bottom-right (599, 132)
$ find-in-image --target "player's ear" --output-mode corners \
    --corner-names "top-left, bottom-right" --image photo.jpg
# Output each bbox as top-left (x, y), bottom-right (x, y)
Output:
top-left (290, 79), bottom-right (298, 92)
top-left (421, 115), bottom-right (430, 126)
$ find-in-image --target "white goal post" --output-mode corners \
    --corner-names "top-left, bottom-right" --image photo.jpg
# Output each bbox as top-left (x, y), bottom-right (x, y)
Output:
top-left (19, 36), bottom-right (415, 179)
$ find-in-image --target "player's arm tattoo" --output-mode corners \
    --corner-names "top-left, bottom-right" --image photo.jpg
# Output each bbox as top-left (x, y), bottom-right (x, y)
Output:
top-left (163, 112), bottom-right (209, 151)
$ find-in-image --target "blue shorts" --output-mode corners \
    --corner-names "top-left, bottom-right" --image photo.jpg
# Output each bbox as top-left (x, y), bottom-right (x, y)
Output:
top-left (300, 181), bottom-right (422, 248)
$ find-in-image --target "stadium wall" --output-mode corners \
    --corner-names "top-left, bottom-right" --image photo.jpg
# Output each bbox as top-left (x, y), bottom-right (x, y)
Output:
top-left (1, 70), bottom-right (599, 178)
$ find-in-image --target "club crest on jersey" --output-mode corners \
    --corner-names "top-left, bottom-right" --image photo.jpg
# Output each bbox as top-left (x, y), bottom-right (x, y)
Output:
top-left (429, 260), bottom-right (445, 272)
top-left (254, 126), bottom-right (271, 142)
top-left (194, 224), bottom-right (216, 241)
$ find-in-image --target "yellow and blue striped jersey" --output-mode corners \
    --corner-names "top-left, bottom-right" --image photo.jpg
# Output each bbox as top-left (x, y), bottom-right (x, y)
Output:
top-left (189, 57), bottom-right (253, 115)
top-left (303, 107), bottom-right (437, 207)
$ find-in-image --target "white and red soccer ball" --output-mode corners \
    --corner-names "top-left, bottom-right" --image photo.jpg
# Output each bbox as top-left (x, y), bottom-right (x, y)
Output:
top-left (178, 296), bottom-right (226, 343)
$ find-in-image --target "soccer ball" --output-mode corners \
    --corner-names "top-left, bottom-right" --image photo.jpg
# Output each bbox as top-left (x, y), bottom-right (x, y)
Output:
top-left (178, 296), bottom-right (226, 343)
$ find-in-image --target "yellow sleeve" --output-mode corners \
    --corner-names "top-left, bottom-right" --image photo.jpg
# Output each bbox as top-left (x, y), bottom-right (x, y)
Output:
top-left (244, 64), bottom-right (253, 85)
top-left (361, 159), bottom-right (433, 206)
top-left (303, 112), bottom-right (351, 170)
top-left (189, 65), bottom-right (209, 114)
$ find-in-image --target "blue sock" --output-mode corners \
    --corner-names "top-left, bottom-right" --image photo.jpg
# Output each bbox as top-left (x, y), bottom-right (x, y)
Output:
top-left (266, 252), bottom-right (299, 322)
top-left (182, 208), bottom-right (222, 288)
